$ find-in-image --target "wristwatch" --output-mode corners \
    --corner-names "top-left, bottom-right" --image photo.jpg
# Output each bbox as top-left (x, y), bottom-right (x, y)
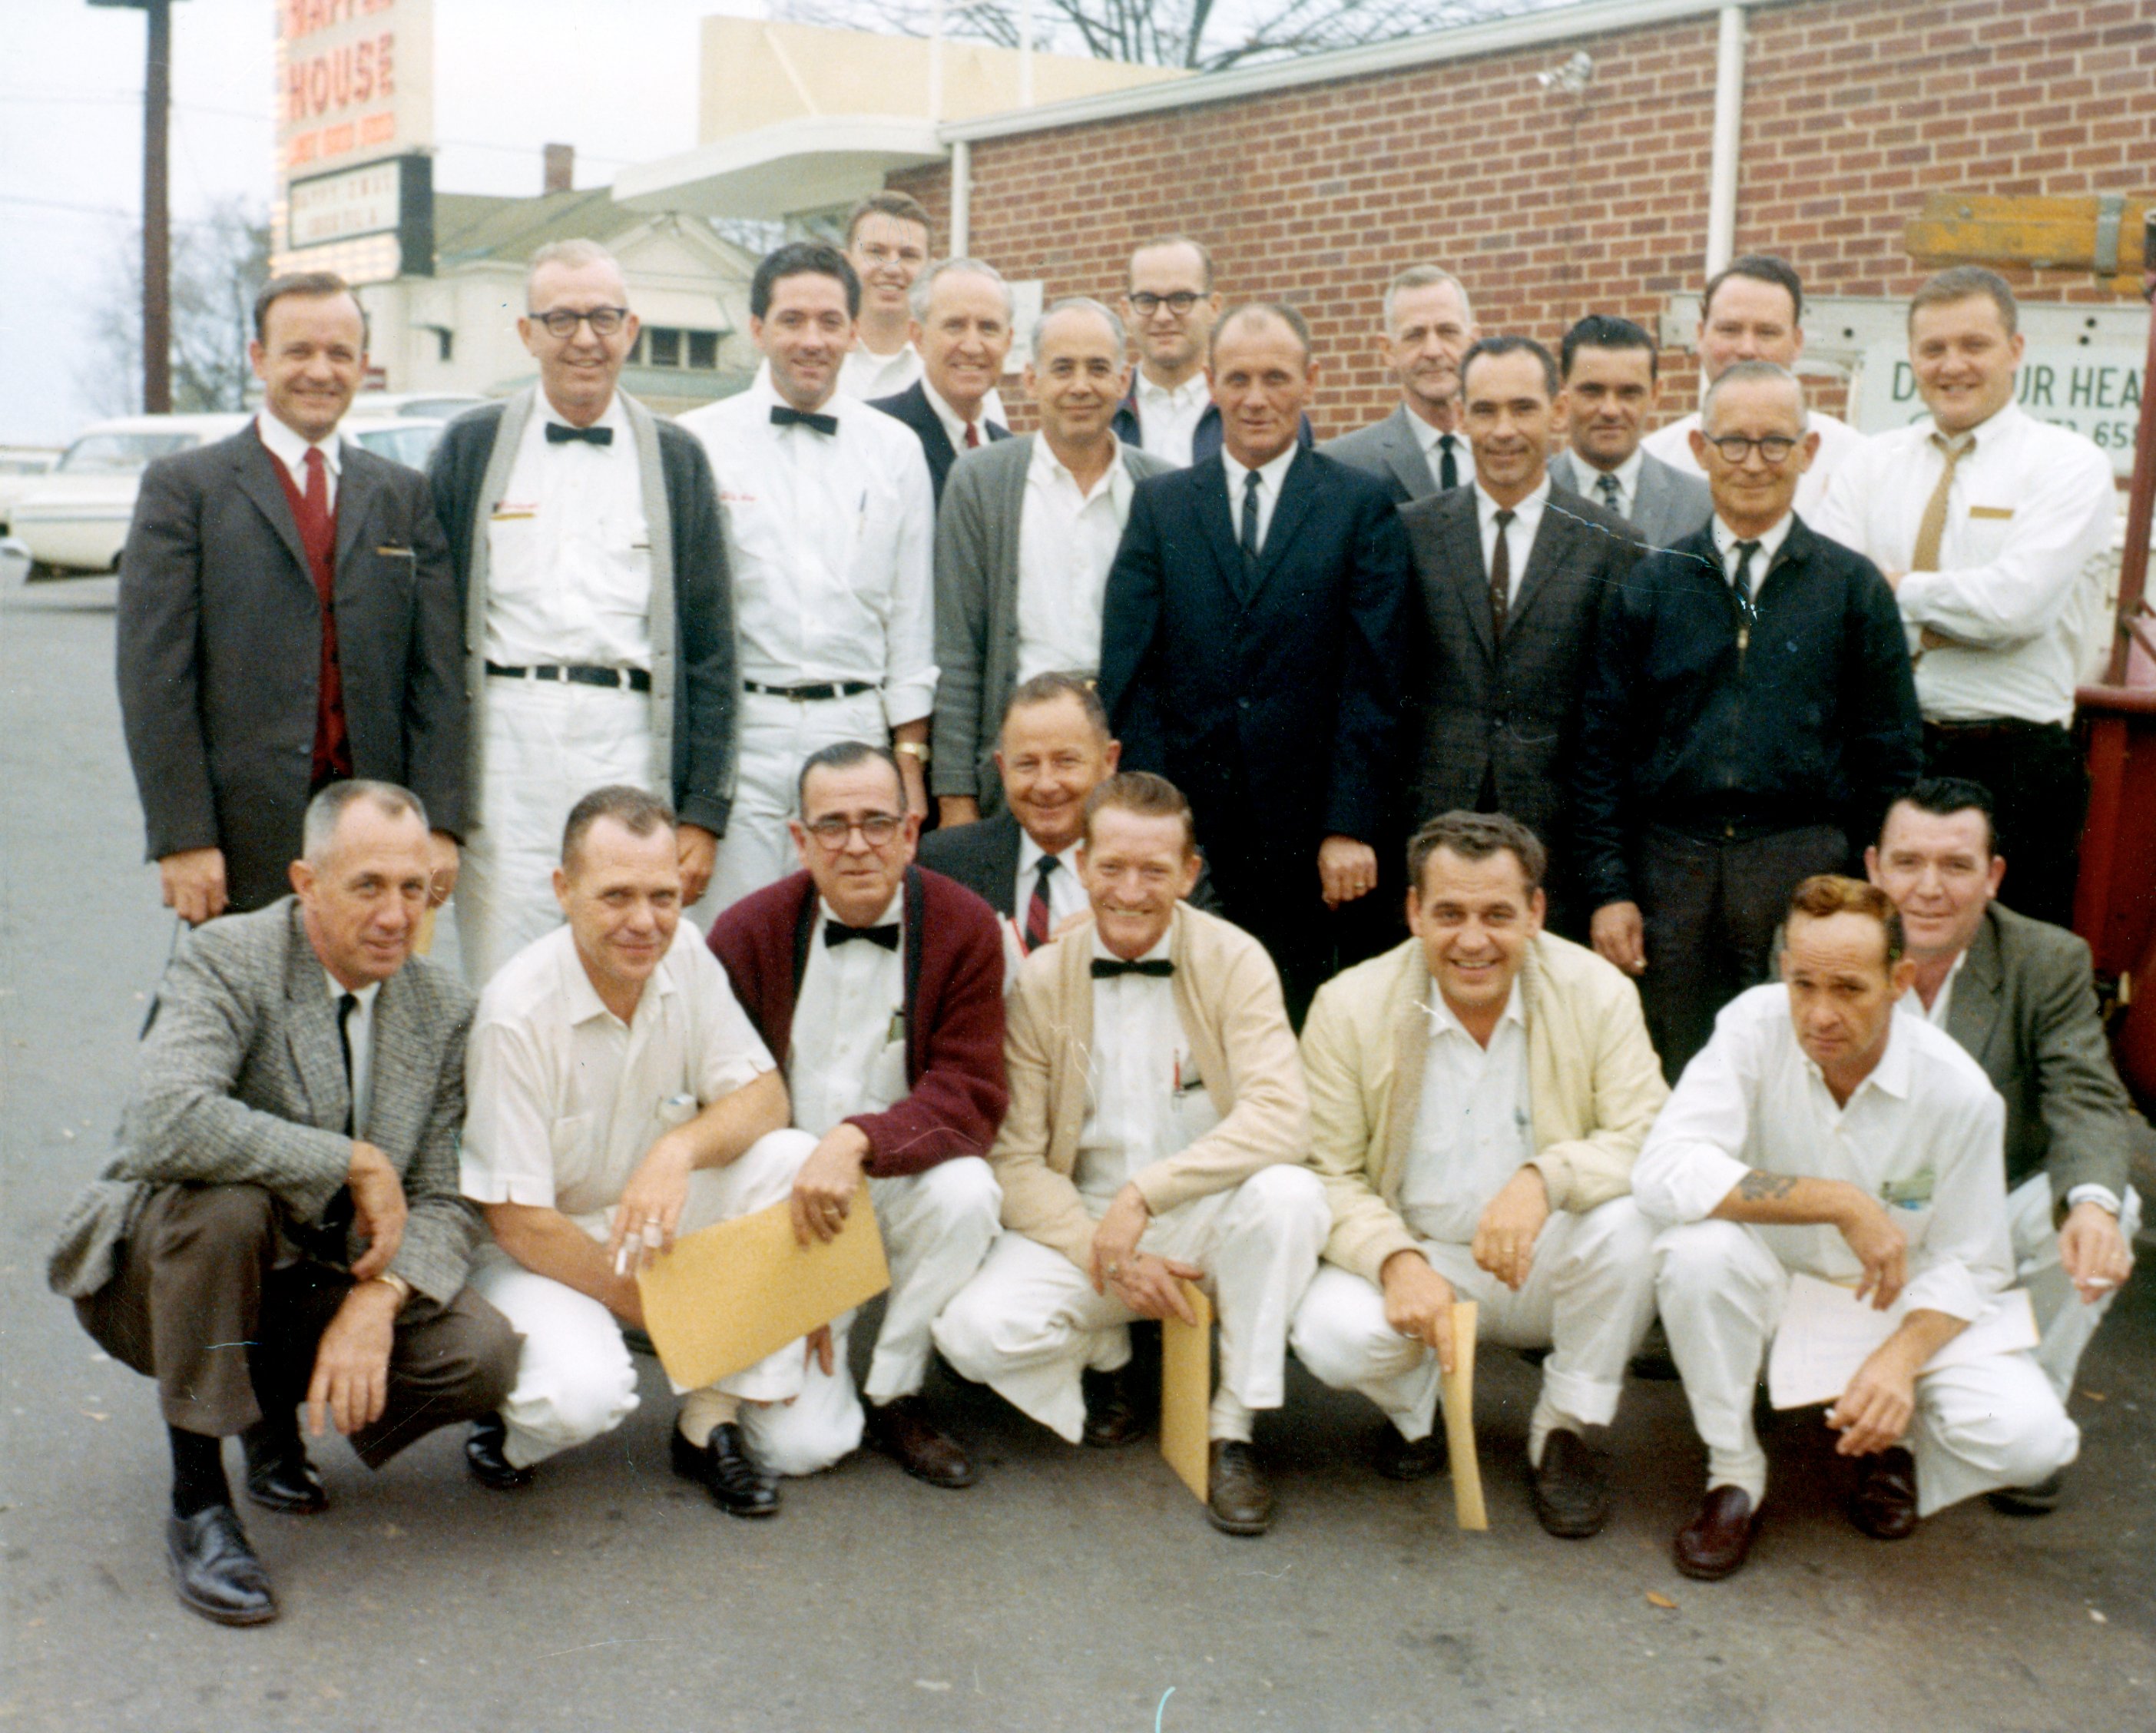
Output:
top-left (894, 741), bottom-right (931, 766)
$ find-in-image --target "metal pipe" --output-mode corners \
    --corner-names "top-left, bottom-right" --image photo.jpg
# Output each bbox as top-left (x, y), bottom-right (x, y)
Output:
top-left (950, 138), bottom-right (971, 257)
top-left (1704, 5), bottom-right (1744, 277)
top-left (2102, 213), bottom-right (2156, 688)
top-left (143, 0), bottom-right (172, 414)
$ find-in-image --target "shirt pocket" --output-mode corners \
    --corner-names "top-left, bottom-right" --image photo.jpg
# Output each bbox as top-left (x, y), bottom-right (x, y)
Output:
top-left (1952, 505), bottom-right (2015, 570)
top-left (592, 505), bottom-right (655, 637)
top-left (865, 1030), bottom-right (909, 1117)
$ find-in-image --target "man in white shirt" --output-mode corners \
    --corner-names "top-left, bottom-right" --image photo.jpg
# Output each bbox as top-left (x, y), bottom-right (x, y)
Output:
top-left (1632, 874), bottom-right (2078, 1580)
top-left (868, 258), bottom-right (1015, 507)
top-left (1546, 314), bottom-right (1713, 548)
top-left (1641, 254), bottom-right (1866, 515)
top-left (1814, 267), bottom-right (2119, 929)
top-left (461, 787), bottom-right (850, 1517)
top-left (838, 191), bottom-right (933, 402)
top-left (681, 242), bottom-right (938, 912)
top-left (1320, 264), bottom-right (1481, 505)
top-left (1111, 235), bottom-right (1227, 468)
top-left (1291, 813), bottom-right (1667, 1536)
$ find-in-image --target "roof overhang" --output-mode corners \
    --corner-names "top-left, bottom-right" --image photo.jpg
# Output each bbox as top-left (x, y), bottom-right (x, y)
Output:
top-left (614, 114), bottom-right (946, 221)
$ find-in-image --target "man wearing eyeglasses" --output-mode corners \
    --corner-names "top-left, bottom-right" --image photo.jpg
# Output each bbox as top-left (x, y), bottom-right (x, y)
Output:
top-left (1572, 362), bottom-right (1923, 1079)
top-left (428, 239), bottom-right (736, 984)
top-left (708, 742), bottom-right (1008, 1489)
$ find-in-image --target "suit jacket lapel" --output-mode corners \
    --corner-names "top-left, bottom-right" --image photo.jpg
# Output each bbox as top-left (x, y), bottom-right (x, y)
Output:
top-left (282, 909), bottom-right (352, 1135)
top-left (986, 814), bottom-right (1024, 916)
top-left (1381, 981), bottom-right (1429, 1200)
top-left (332, 446), bottom-right (377, 579)
top-left (1441, 491), bottom-right (1497, 661)
top-left (232, 433), bottom-right (313, 583)
top-left (1507, 501), bottom-right (1570, 631)
top-left (1189, 459), bottom-right (1249, 608)
top-left (1946, 910), bottom-right (2005, 1064)
top-left (1249, 448), bottom-right (1320, 600)
top-left (1385, 406), bottom-right (1436, 502)
top-left (365, 967), bottom-right (426, 1155)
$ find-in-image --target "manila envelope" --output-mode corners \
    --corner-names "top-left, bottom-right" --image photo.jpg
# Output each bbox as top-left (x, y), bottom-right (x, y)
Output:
top-left (1440, 1300), bottom-right (1487, 1531)
top-left (637, 1181), bottom-right (890, 1390)
top-left (1160, 1281), bottom-right (1214, 1502)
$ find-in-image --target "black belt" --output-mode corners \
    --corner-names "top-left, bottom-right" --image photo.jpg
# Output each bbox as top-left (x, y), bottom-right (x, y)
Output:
top-left (743, 678), bottom-right (877, 701)
top-left (1924, 717), bottom-right (2068, 741)
top-left (485, 661), bottom-right (651, 694)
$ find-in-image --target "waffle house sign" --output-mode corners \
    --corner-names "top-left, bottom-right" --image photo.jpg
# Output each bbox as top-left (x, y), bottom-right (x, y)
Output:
top-left (277, 0), bottom-right (433, 175)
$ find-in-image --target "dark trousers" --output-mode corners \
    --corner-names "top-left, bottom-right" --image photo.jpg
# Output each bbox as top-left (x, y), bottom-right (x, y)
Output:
top-left (1637, 822), bottom-right (1850, 1082)
top-left (77, 1183), bottom-right (518, 1467)
top-left (1923, 719), bottom-right (2088, 931)
top-left (1201, 827), bottom-right (1399, 1027)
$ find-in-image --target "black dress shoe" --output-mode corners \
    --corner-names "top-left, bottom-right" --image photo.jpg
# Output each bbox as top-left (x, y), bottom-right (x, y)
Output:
top-left (464, 1413), bottom-right (535, 1491)
top-left (167, 1505), bottom-right (277, 1627)
top-left (1530, 1429), bottom-right (1611, 1539)
top-left (1206, 1440), bottom-right (1276, 1536)
top-left (866, 1396), bottom-right (975, 1489)
top-left (1987, 1471), bottom-right (2065, 1516)
top-left (1850, 1446), bottom-right (1919, 1539)
top-left (671, 1422), bottom-right (779, 1518)
top-left (1373, 1425), bottom-right (1448, 1482)
top-left (242, 1427), bottom-right (327, 1516)
top-left (1081, 1365), bottom-right (1145, 1449)
top-left (1673, 1485), bottom-right (1760, 1581)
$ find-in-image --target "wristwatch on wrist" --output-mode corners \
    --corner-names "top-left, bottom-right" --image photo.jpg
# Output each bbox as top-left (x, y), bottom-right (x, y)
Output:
top-left (894, 740), bottom-right (930, 766)
top-left (371, 1271), bottom-right (413, 1305)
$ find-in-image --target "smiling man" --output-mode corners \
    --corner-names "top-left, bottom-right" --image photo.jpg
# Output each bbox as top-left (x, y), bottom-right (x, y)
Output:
top-left (1322, 264), bottom-right (1481, 505)
top-left (1633, 875), bottom-right (2078, 1579)
top-left (838, 191), bottom-right (934, 401)
top-left (869, 257), bottom-right (1015, 506)
top-left (1548, 314), bottom-right (1711, 547)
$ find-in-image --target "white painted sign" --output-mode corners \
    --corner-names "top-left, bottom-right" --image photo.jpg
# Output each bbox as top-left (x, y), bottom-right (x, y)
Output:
top-left (1853, 342), bottom-right (2144, 477)
top-left (288, 157), bottom-right (402, 249)
top-left (275, 0), bottom-right (434, 177)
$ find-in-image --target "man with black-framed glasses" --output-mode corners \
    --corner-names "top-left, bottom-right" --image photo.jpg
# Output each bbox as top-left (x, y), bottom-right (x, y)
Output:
top-left (1572, 362), bottom-right (1922, 1079)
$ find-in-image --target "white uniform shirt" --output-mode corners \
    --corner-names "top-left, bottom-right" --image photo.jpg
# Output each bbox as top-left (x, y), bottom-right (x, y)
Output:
top-left (840, 340), bottom-right (922, 402)
top-left (1631, 982), bottom-right (2012, 1322)
top-left (681, 377), bottom-right (937, 729)
top-left (1075, 932), bottom-right (1221, 1203)
top-left (460, 922), bottom-right (774, 1233)
top-left (1397, 981), bottom-right (1535, 1246)
top-left (1014, 436), bottom-right (1137, 681)
top-left (1134, 373), bottom-right (1210, 469)
top-left (257, 409), bottom-right (343, 509)
top-left (325, 973), bottom-right (379, 1139)
top-left (1474, 475), bottom-right (1550, 603)
top-left (1644, 408), bottom-right (1867, 520)
top-left (1220, 443), bottom-right (1299, 555)
top-left (787, 891), bottom-right (908, 1138)
top-left (1811, 404), bottom-right (2117, 727)
top-left (482, 393), bottom-right (654, 671)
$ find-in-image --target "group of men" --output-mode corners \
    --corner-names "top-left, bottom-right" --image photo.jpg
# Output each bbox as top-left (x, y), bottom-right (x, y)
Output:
top-left (68, 187), bottom-right (2138, 1626)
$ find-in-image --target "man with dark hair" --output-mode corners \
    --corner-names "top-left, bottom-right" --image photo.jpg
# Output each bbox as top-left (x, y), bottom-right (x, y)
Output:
top-left (683, 244), bottom-right (936, 910)
top-left (49, 781), bottom-right (518, 1625)
top-left (936, 771), bottom-right (1326, 1536)
top-left (869, 257), bottom-right (1015, 505)
top-left (1101, 303), bottom-right (1413, 1018)
top-left (118, 270), bottom-right (465, 924)
top-left (428, 238), bottom-right (735, 982)
top-left (1292, 812), bottom-right (1666, 1536)
top-left (841, 191), bottom-right (935, 400)
top-left (1322, 264), bottom-right (1480, 505)
top-left (1634, 874), bottom-right (2078, 1579)
top-left (708, 744), bottom-right (1008, 1488)
top-left (1548, 313), bottom-right (1711, 546)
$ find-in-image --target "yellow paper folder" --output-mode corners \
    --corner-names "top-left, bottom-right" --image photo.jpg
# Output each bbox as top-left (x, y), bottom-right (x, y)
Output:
top-left (1440, 1300), bottom-right (1487, 1531)
top-left (636, 1181), bottom-right (890, 1390)
top-left (1159, 1281), bottom-right (1214, 1502)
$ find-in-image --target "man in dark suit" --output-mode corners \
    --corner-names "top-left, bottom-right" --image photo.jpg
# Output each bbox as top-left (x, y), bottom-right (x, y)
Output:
top-left (117, 271), bottom-right (465, 924)
top-left (1398, 335), bottom-right (1644, 933)
top-left (1099, 302), bottom-right (1413, 1018)
top-left (1547, 314), bottom-right (1713, 549)
top-left (1320, 264), bottom-right (1479, 506)
top-left (869, 257), bottom-right (1014, 505)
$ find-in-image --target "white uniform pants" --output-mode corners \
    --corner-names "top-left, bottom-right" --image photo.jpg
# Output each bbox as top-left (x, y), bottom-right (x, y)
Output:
top-left (455, 679), bottom-right (652, 985)
top-left (2009, 1172), bottom-right (2141, 1400)
top-left (1290, 1198), bottom-right (1658, 1443)
top-left (1653, 1218), bottom-right (2080, 1514)
top-left (700, 688), bottom-right (887, 916)
top-left (861, 1158), bottom-right (1002, 1405)
top-left (932, 1165), bottom-right (1328, 1444)
top-left (470, 1128), bottom-right (863, 1474)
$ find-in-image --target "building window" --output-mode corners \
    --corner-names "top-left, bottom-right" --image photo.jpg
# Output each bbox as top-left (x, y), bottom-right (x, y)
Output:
top-left (687, 330), bottom-right (719, 369)
top-left (648, 327), bottom-right (682, 368)
top-left (640, 326), bottom-right (721, 370)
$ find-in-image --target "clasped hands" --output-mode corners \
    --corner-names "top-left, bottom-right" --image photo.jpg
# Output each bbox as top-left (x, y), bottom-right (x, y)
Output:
top-left (1087, 1184), bottom-right (1201, 1324)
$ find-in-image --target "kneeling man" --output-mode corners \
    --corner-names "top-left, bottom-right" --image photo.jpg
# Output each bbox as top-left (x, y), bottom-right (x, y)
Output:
top-left (1634, 875), bottom-right (2078, 1579)
top-left (935, 773), bottom-right (1327, 1536)
top-left (462, 786), bottom-right (848, 1517)
top-left (1291, 813), bottom-right (1666, 1537)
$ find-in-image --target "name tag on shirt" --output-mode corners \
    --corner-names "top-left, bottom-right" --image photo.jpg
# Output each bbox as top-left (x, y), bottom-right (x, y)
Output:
top-left (491, 502), bottom-right (538, 522)
top-left (1968, 505), bottom-right (2015, 521)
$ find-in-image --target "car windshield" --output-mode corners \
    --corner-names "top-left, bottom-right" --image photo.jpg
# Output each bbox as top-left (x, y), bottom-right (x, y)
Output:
top-left (58, 432), bottom-right (198, 473)
top-left (352, 425), bottom-right (443, 466)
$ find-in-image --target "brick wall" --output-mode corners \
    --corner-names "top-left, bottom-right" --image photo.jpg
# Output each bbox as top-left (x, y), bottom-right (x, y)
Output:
top-left (888, 0), bottom-right (2155, 439)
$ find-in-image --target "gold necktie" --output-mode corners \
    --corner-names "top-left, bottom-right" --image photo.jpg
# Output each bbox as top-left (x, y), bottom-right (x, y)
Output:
top-left (1910, 430), bottom-right (1975, 573)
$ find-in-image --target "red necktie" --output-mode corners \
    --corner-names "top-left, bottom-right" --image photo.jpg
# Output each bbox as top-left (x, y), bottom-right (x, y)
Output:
top-left (270, 439), bottom-right (351, 787)
top-left (964, 421), bottom-right (981, 449)
top-left (1025, 856), bottom-right (1058, 952)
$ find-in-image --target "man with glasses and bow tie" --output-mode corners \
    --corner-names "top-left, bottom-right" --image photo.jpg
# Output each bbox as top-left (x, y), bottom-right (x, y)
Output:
top-left (427, 239), bottom-right (737, 984)
top-left (1572, 362), bottom-right (1923, 1080)
top-left (683, 243), bottom-right (937, 913)
top-left (708, 742), bottom-right (1008, 1489)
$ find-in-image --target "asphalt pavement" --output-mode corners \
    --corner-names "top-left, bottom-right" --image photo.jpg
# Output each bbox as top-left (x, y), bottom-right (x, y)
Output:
top-left (3, 573), bottom-right (2153, 1733)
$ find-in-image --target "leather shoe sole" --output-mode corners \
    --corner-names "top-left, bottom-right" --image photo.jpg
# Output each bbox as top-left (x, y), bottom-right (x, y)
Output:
top-left (1206, 1440), bottom-right (1276, 1536)
top-left (1987, 1472), bottom-right (2064, 1516)
top-left (672, 1423), bottom-right (780, 1518)
top-left (1673, 1485), bottom-right (1760, 1582)
top-left (465, 1416), bottom-right (535, 1491)
top-left (867, 1397), bottom-right (975, 1489)
top-left (1530, 1429), bottom-right (1611, 1539)
top-left (167, 1506), bottom-right (278, 1627)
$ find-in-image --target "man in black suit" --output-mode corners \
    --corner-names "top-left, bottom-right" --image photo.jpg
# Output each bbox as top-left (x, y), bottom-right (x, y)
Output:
top-left (1098, 302), bottom-right (1413, 1018)
top-left (1398, 336), bottom-right (1644, 933)
top-left (869, 257), bottom-right (1013, 505)
top-left (117, 270), bottom-right (465, 923)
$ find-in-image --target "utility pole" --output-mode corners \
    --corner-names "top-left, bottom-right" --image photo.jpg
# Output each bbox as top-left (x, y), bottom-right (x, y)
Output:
top-left (90, 0), bottom-right (179, 414)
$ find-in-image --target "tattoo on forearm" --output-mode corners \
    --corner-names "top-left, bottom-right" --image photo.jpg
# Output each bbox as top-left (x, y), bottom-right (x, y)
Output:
top-left (1737, 1170), bottom-right (1800, 1202)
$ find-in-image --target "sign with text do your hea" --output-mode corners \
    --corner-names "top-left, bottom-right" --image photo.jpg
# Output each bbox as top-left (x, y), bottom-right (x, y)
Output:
top-left (1854, 341), bottom-right (2144, 478)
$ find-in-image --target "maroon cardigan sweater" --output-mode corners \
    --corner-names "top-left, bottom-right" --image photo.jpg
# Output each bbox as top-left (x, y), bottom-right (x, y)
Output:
top-left (707, 865), bottom-right (1009, 1178)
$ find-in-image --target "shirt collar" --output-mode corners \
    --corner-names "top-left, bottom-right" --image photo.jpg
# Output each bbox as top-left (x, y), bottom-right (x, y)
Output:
top-left (1579, 446), bottom-right (1646, 499)
top-left (539, 391), bottom-right (627, 436)
top-left (1925, 400), bottom-right (2021, 449)
top-left (323, 970), bottom-right (380, 1012)
top-left (819, 889), bottom-right (906, 931)
top-left (1712, 511), bottom-right (1795, 572)
top-left (257, 409), bottom-right (342, 477)
top-left (1803, 1012), bottom-right (1914, 1102)
top-left (1091, 925), bottom-right (1174, 966)
top-left (558, 926), bottom-right (676, 1029)
top-left (1018, 830), bottom-right (1083, 878)
top-left (750, 366), bottom-right (845, 426)
top-left (1412, 416), bottom-right (1462, 458)
top-left (1137, 370), bottom-right (1208, 409)
top-left (922, 376), bottom-right (982, 449)
top-left (1222, 442), bottom-right (1299, 493)
top-left (1425, 976), bottom-right (1525, 1042)
top-left (1028, 431), bottom-right (1128, 502)
top-left (1474, 475), bottom-right (1550, 525)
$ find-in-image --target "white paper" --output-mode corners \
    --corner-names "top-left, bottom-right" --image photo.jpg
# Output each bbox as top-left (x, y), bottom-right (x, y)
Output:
top-left (1766, 1273), bottom-right (2039, 1410)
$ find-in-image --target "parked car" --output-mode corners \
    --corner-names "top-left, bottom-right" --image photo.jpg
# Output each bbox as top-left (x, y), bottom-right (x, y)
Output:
top-left (343, 413), bottom-right (449, 470)
top-left (9, 413), bottom-right (247, 577)
top-left (349, 390), bottom-right (488, 422)
top-left (0, 448), bottom-right (61, 535)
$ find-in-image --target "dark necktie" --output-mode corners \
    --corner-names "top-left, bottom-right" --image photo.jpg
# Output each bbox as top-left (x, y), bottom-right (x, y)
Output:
top-left (1437, 434), bottom-right (1459, 492)
top-left (1596, 472), bottom-right (1622, 515)
top-left (826, 921), bottom-right (899, 950)
top-left (336, 992), bottom-right (359, 1137)
top-left (1730, 538), bottom-right (1762, 613)
top-left (1025, 855), bottom-right (1058, 953)
top-left (545, 422), bottom-right (613, 445)
top-left (1489, 509), bottom-right (1515, 639)
top-left (772, 405), bottom-right (840, 436)
top-left (1240, 468), bottom-right (1262, 568)
top-left (1091, 957), bottom-right (1174, 979)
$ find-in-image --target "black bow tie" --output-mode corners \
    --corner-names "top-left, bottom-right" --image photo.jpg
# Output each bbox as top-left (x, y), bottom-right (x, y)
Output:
top-left (1091, 957), bottom-right (1174, 979)
top-left (545, 422), bottom-right (613, 445)
top-left (772, 405), bottom-right (840, 436)
top-left (826, 921), bottom-right (899, 950)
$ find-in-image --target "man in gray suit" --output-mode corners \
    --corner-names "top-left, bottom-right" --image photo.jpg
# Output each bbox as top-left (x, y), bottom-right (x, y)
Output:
top-left (48, 782), bottom-right (516, 1626)
top-left (932, 297), bottom-right (1171, 824)
top-left (1866, 777), bottom-right (2140, 1510)
top-left (1548, 314), bottom-right (1712, 549)
top-left (1397, 336), bottom-right (1643, 933)
top-left (1320, 265), bottom-right (1480, 506)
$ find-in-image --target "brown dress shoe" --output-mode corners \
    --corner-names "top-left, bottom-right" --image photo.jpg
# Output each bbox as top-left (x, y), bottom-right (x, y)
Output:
top-left (1673, 1485), bottom-right (1760, 1581)
top-left (867, 1395), bottom-right (975, 1489)
top-left (1850, 1446), bottom-right (1919, 1539)
top-left (1373, 1425), bottom-right (1448, 1482)
top-left (1206, 1440), bottom-right (1276, 1536)
top-left (1081, 1365), bottom-right (1145, 1449)
top-left (1530, 1429), bottom-right (1611, 1539)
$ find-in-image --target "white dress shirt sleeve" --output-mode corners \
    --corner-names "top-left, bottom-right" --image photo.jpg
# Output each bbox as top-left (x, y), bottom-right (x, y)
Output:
top-left (1629, 1008), bottom-right (1760, 1228)
top-left (460, 1016), bottom-right (562, 1209)
top-left (883, 440), bottom-right (939, 729)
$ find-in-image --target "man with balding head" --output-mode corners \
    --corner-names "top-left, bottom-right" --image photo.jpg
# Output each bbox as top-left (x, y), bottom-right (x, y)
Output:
top-left (871, 257), bottom-right (1015, 505)
top-left (1100, 302), bottom-right (1413, 1018)
top-left (1321, 264), bottom-right (1480, 505)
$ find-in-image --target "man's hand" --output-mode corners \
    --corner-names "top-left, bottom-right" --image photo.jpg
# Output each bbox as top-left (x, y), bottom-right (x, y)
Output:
top-left (1380, 1249), bottom-right (1459, 1373)
top-left (346, 1142), bottom-right (408, 1282)
top-left (306, 1279), bottom-right (399, 1438)
top-left (1828, 1333), bottom-right (1923, 1456)
top-left (1088, 1183), bottom-right (1152, 1293)
top-left (677, 823), bottom-right (718, 907)
top-left (159, 847), bottom-right (228, 926)
top-left (1318, 835), bottom-right (1378, 909)
top-left (804, 1324), bottom-right (836, 1375)
top-left (426, 830), bottom-right (461, 908)
top-left (605, 1135), bottom-right (697, 1274)
top-left (1591, 901), bottom-right (1645, 975)
top-left (938, 796), bottom-right (981, 830)
top-left (1105, 1251), bottom-right (1204, 1323)
top-left (790, 1123), bottom-right (870, 1246)
top-left (2059, 1200), bottom-right (2134, 1305)
top-left (1882, 568), bottom-right (1906, 592)
top-left (1472, 1168), bottom-right (1550, 1291)
top-left (1833, 1188), bottom-right (1909, 1310)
